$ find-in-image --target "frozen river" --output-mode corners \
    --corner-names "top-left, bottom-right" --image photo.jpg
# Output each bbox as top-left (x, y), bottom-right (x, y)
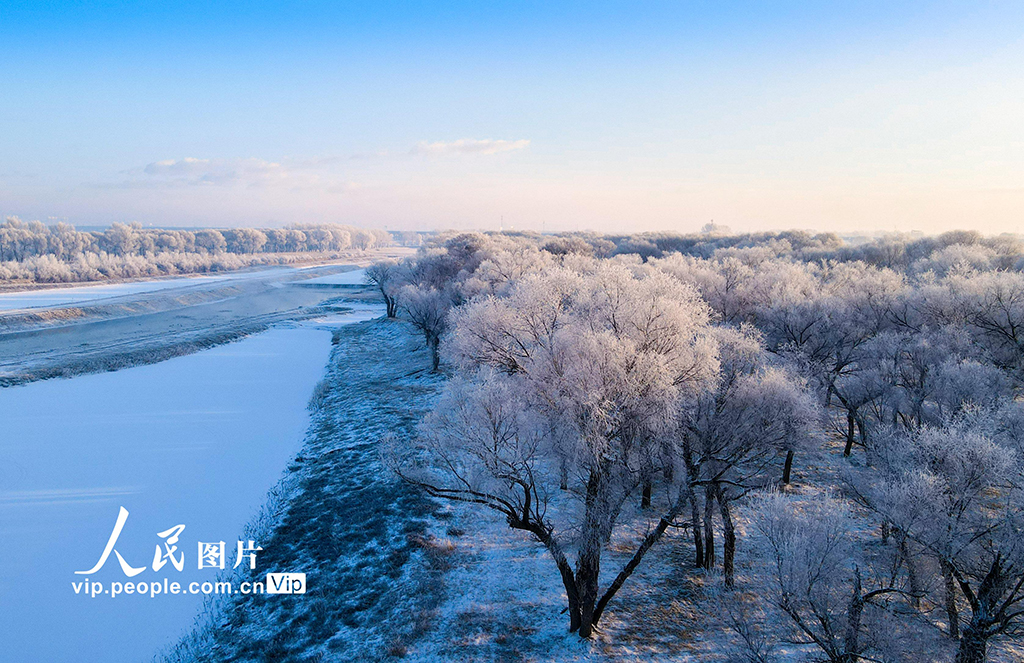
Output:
top-left (0, 274), bottom-right (233, 311)
top-left (0, 312), bottom-right (376, 662)
top-left (0, 264), bottom-right (363, 312)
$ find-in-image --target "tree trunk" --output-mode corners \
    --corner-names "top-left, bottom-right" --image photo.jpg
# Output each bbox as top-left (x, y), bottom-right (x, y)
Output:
top-left (702, 484), bottom-right (716, 571)
top-left (941, 558), bottom-right (960, 640)
top-left (856, 416), bottom-right (868, 448)
top-left (641, 480), bottom-right (652, 509)
top-left (782, 449), bottom-right (795, 484)
top-left (576, 546), bottom-right (601, 637)
top-left (843, 409), bottom-right (857, 457)
top-left (428, 335), bottom-right (440, 372)
top-left (687, 479), bottom-right (704, 568)
top-left (592, 514), bottom-right (675, 626)
top-left (954, 627), bottom-right (988, 663)
top-left (897, 534), bottom-right (921, 610)
top-left (842, 569), bottom-right (864, 663)
top-left (576, 471), bottom-right (605, 638)
top-left (715, 484), bottom-right (736, 587)
top-left (539, 532), bottom-right (582, 632)
top-left (953, 557), bottom-right (1005, 663)
top-left (681, 446), bottom-right (703, 567)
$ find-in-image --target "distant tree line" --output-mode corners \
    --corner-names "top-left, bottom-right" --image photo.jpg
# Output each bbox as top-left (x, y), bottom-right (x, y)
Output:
top-left (0, 218), bottom-right (413, 283)
top-left (374, 228), bottom-right (1024, 662)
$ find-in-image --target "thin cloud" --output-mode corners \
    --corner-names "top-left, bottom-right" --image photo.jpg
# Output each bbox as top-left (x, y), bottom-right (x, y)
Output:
top-left (139, 157), bottom-right (286, 186)
top-left (349, 150), bottom-right (390, 160)
top-left (100, 156), bottom-right (364, 193)
top-left (410, 139), bottom-right (530, 157)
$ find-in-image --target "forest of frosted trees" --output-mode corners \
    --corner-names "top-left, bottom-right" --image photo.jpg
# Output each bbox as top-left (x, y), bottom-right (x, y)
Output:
top-left (0, 218), bottom-right (406, 284)
top-left (373, 228), bottom-right (1024, 663)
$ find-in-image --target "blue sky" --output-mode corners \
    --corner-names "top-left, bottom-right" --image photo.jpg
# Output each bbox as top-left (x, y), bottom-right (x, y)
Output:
top-left (2, 2), bottom-right (1023, 233)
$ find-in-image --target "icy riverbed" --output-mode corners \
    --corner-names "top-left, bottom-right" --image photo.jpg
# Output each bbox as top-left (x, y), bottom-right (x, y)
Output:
top-left (0, 263), bottom-right (353, 312)
top-left (297, 267), bottom-right (367, 285)
top-left (0, 276), bottom-right (230, 311)
top-left (0, 319), bottom-right (370, 662)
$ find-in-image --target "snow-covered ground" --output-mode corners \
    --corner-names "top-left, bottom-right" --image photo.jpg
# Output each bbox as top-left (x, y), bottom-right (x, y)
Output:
top-left (0, 309), bottom-right (379, 662)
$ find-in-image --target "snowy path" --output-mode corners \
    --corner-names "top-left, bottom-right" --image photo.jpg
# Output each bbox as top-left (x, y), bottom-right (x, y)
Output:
top-left (0, 310), bottom-right (381, 662)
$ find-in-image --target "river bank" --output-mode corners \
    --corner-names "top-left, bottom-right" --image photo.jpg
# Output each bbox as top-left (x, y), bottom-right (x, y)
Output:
top-left (163, 318), bottom-right (446, 662)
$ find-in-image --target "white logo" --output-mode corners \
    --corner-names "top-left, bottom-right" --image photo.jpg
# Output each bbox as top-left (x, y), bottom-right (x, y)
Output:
top-left (75, 507), bottom-right (262, 576)
top-left (266, 572), bottom-right (306, 594)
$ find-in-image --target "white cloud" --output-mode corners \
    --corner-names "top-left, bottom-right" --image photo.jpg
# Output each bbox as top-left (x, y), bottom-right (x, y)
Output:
top-left (409, 138), bottom-right (530, 156)
top-left (138, 157), bottom-right (286, 186)
top-left (104, 141), bottom-right (529, 194)
top-left (142, 157), bottom-right (211, 176)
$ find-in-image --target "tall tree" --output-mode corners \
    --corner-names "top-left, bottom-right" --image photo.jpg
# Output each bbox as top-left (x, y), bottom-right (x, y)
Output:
top-left (397, 262), bottom-right (719, 636)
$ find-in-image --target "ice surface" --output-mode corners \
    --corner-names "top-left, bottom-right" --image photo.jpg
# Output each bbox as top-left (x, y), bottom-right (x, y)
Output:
top-left (0, 273), bottom-right (241, 311)
top-left (0, 325), bottom-right (346, 662)
top-left (298, 267), bottom-right (367, 285)
top-left (0, 263), bottom-right (362, 312)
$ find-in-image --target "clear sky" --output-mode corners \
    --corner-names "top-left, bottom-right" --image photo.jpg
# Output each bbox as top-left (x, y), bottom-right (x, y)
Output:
top-left (2, 1), bottom-right (1023, 234)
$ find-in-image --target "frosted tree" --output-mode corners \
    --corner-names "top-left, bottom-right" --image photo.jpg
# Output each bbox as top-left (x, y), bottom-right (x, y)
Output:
top-left (99, 222), bottom-right (140, 256)
top-left (678, 326), bottom-right (820, 582)
top-left (652, 253), bottom-right (818, 325)
top-left (752, 492), bottom-right (915, 663)
top-left (365, 260), bottom-right (403, 318)
top-left (193, 229), bottom-right (227, 254)
top-left (397, 285), bottom-right (453, 371)
top-left (859, 325), bottom-right (1012, 439)
top-left (458, 244), bottom-right (553, 298)
top-left (757, 263), bottom-right (903, 453)
top-left (864, 421), bottom-right (1024, 662)
top-left (395, 261), bottom-right (719, 637)
top-left (224, 228), bottom-right (267, 254)
top-left (917, 270), bottom-right (1024, 384)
